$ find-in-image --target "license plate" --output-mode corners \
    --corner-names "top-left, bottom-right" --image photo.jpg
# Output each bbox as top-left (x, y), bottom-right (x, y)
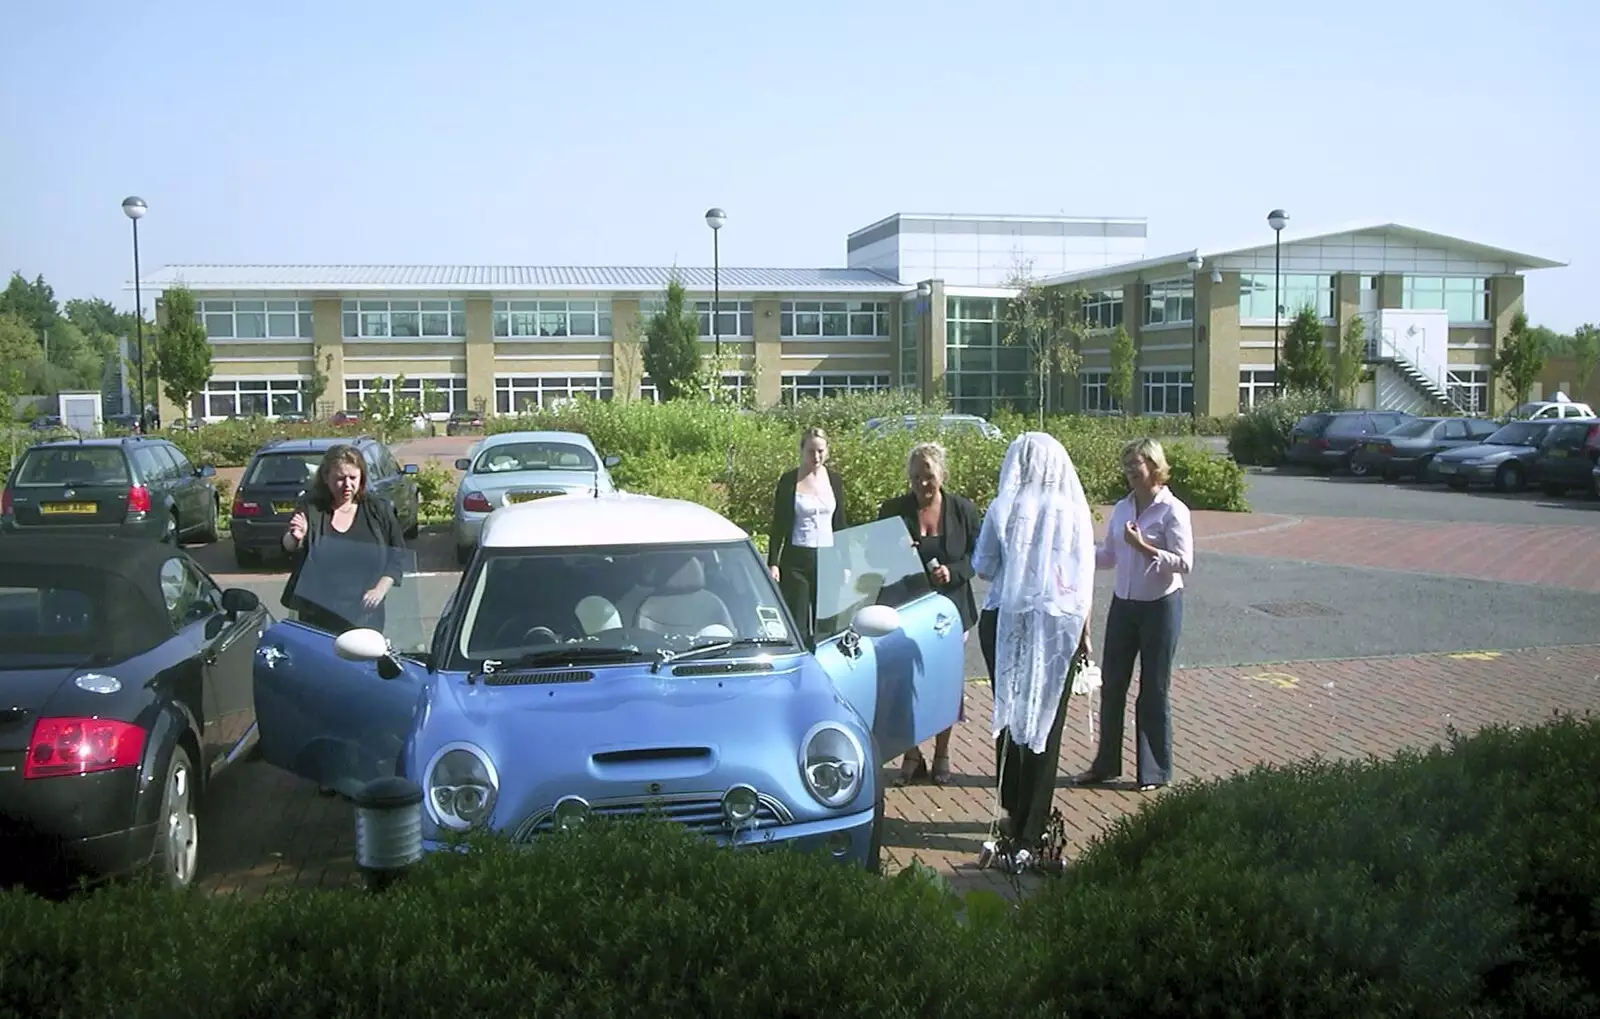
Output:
top-left (41, 502), bottom-right (96, 515)
top-left (1436, 464), bottom-right (1458, 474)
top-left (507, 491), bottom-right (561, 504)
top-left (272, 502), bottom-right (297, 514)
top-left (1549, 449), bottom-right (1567, 458)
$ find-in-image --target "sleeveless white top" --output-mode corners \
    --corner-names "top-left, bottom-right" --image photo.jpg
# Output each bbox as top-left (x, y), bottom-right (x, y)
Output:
top-left (790, 482), bottom-right (837, 549)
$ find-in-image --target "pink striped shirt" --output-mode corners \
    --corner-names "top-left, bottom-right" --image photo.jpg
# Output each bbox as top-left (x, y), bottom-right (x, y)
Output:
top-left (1094, 486), bottom-right (1193, 601)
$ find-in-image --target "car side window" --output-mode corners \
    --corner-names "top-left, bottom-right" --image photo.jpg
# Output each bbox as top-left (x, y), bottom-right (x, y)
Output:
top-left (158, 556), bottom-right (216, 628)
top-left (165, 444), bottom-right (195, 477)
top-left (1442, 420), bottom-right (1468, 440)
top-left (153, 445), bottom-right (183, 481)
top-left (383, 449), bottom-right (403, 477)
top-left (131, 447), bottom-right (165, 484)
top-left (363, 447), bottom-right (386, 481)
top-left (1547, 423), bottom-right (1584, 448)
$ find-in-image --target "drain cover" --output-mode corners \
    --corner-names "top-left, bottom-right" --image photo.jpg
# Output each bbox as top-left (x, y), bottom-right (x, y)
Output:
top-left (1251, 600), bottom-right (1339, 618)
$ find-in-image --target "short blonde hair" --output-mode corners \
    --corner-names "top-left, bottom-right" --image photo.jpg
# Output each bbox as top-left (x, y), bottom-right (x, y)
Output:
top-left (907, 441), bottom-right (947, 483)
top-left (1121, 437), bottom-right (1171, 484)
top-left (799, 426), bottom-right (828, 451)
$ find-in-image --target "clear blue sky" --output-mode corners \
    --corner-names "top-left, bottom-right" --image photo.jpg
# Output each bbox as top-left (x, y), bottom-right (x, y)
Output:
top-left (1, 0), bottom-right (1593, 330)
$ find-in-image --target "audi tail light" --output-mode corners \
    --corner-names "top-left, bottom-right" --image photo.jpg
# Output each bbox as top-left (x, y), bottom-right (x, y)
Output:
top-left (25, 716), bottom-right (147, 779)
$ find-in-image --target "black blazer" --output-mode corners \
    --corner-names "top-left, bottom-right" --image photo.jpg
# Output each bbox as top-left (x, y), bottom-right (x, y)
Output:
top-left (876, 490), bottom-right (981, 633)
top-left (768, 467), bottom-right (847, 567)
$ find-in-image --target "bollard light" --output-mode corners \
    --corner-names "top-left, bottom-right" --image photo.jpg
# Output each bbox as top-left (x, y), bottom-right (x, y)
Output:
top-left (352, 775), bottom-right (424, 891)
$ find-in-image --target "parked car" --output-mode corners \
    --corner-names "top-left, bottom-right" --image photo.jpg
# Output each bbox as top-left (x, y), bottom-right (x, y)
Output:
top-left (0, 536), bottom-right (266, 890)
top-left (330, 410), bottom-right (361, 426)
top-left (29, 415), bottom-right (63, 432)
top-left (1, 436), bottom-right (220, 545)
top-left (1427, 419), bottom-right (1600, 494)
top-left (231, 436), bottom-right (421, 567)
top-left (445, 410), bottom-right (486, 436)
top-left (1507, 393), bottom-right (1595, 421)
top-left (452, 431), bottom-right (620, 564)
top-left (251, 496), bottom-right (964, 871)
top-left (1285, 410), bottom-right (1414, 473)
top-left (862, 414), bottom-right (1004, 441)
top-left (275, 411), bottom-right (310, 424)
top-left (1350, 416), bottom-right (1501, 481)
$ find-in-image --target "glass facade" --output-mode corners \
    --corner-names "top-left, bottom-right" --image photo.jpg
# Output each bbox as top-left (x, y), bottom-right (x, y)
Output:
top-left (1081, 289), bottom-right (1124, 330)
top-left (342, 299), bottom-right (466, 339)
top-left (1079, 370), bottom-right (1120, 414)
top-left (1238, 369), bottom-right (1277, 411)
top-left (781, 373), bottom-right (891, 403)
top-left (347, 376), bottom-right (468, 414)
top-left (493, 300), bottom-right (613, 338)
top-left (780, 299), bottom-right (890, 337)
top-left (1239, 274), bottom-right (1335, 320)
top-left (1142, 370), bottom-right (1193, 415)
top-left (1403, 277), bottom-right (1489, 323)
top-left (944, 296), bottom-right (1028, 416)
top-left (495, 374), bottom-right (613, 413)
top-left (192, 378), bottom-right (306, 419)
top-left (898, 296), bottom-right (919, 391)
top-left (197, 300), bottom-right (313, 340)
top-left (1142, 280), bottom-right (1195, 327)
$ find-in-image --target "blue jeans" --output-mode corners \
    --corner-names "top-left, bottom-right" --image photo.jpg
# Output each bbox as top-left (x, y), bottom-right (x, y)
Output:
top-left (1092, 591), bottom-right (1183, 786)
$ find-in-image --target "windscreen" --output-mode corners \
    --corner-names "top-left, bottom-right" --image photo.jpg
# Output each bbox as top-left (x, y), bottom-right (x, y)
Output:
top-left (450, 541), bottom-right (793, 667)
top-left (1390, 419), bottom-right (1438, 438)
top-left (244, 452), bottom-right (323, 487)
top-left (0, 564), bottom-right (163, 665)
top-left (14, 447), bottom-right (129, 486)
top-left (1485, 422), bottom-right (1547, 446)
top-left (472, 442), bottom-right (597, 473)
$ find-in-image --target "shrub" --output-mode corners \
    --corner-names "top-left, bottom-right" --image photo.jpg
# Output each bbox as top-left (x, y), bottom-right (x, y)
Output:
top-left (3, 717), bottom-right (1598, 1016)
top-left (1226, 388), bottom-right (1332, 466)
top-left (162, 418), bottom-right (366, 468)
top-left (1012, 713), bottom-right (1600, 1018)
top-left (413, 461), bottom-right (457, 522)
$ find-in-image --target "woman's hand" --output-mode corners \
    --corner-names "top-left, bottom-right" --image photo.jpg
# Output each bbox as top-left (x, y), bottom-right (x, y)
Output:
top-left (362, 576), bottom-right (394, 611)
top-left (770, 564), bottom-right (781, 583)
top-left (930, 563), bottom-right (951, 586)
top-left (1123, 521), bottom-right (1155, 557)
top-left (283, 511), bottom-right (308, 551)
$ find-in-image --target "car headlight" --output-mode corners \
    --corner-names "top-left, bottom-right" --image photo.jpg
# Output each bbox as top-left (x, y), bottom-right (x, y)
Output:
top-left (799, 722), bottom-right (865, 809)
top-left (425, 742), bottom-right (499, 831)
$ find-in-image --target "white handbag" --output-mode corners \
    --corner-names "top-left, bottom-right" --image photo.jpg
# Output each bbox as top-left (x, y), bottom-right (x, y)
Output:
top-left (1071, 655), bottom-right (1102, 740)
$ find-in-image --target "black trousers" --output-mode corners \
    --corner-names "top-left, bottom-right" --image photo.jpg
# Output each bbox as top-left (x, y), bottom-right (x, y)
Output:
top-left (778, 546), bottom-right (819, 648)
top-left (1092, 591), bottom-right (1183, 786)
top-left (980, 608), bottom-right (1070, 848)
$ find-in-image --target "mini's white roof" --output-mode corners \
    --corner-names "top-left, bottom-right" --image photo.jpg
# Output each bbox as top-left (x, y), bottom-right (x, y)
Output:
top-left (480, 492), bottom-right (748, 549)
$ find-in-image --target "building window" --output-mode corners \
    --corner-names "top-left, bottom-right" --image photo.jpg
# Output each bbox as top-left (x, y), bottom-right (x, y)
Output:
top-left (899, 296), bottom-right (920, 390)
top-left (780, 300), bottom-right (890, 338)
top-left (1402, 277), bottom-right (1489, 323)
top-left (345, 376), bottom-right (469, 415)
top-left (638, 374), bottom-right (749, 403)
top-left (944, 296), bottom-right (1029, 415)
top-left (1080, 371), bottom-right (1120, 414)
top-left (196, 300), bottom-right (312, 340)
top-left (638, 299), bottom-right (755, 339)
top-left (781, 373), bottom-right (891, 403)
top-left (1142, 370), bottom-right (1193, 415)
top-left (1238, 369), bottom-right (1278, 411)
top-left (494, 375), bottom-right (613, 414)
top-left (1239, 274), bottom-right (1334, 320)
top-left (190, 378), bottom-right (306, 420)
top-left (492, 299), bottom-right (613, 338)
top-left (342, 300), bottom-right (466, 339)
top-left (1081, 289), bottom-right (1124, 331)
top-left (1447, 369), bottom-right (1489, 414)
top-left (1143, 280), bottom-right (1194, 327)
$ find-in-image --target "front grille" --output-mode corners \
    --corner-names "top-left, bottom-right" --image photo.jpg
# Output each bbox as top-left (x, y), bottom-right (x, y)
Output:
top-left (512, 790), bottom-right (792, 842)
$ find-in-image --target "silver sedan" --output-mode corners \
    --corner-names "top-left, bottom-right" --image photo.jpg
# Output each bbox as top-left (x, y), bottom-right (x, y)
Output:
top-left (451, 430), bottom-right (620, 564)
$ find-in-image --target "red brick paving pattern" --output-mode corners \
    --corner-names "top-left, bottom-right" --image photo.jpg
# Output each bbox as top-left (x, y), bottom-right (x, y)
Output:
top-left (196, 644), bottom-right (1600, 900)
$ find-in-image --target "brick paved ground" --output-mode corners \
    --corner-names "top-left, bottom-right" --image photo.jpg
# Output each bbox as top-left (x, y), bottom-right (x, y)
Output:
top-left (195, 643), bottom-right (1600, 899)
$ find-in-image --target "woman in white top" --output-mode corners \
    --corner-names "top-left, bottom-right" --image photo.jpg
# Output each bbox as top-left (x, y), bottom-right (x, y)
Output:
top-left (1075, 437), bottom-right (1193, 792)
top-left (971, 432), bottom-right (1096, 864)
top-left (767, 427), bottom-right (846, 647)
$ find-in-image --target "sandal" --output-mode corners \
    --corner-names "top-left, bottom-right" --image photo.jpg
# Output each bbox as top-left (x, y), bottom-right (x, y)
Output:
top-left (931, 754), bottom-right (952, 786)
top-left (895, 749), bottom-right (927, 787)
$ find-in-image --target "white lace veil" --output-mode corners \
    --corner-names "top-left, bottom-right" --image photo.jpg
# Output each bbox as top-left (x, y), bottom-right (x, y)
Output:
top-left (976, 432), bottom-right (1096, 753)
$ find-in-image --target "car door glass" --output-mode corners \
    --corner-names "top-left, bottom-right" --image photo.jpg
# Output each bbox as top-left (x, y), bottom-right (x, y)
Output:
top-left (153, 445), bottom-right (182, 482)
top-left (1442, 420), bottom-right (1468, 440)
top-left (166, 444), bottom-right (196, 478)
top-left (159, 556), bottom-right (214, 628)
top-left (814, 518), bottom-right (933, 639)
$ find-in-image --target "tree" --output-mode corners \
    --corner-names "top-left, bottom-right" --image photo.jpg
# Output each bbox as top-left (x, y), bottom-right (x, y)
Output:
top-left (1492, 311), bottom-right (1546, 408)
top-left (1334, 314), bottom-right (1368, 408)
top-left (304, 353), bottom-right (332, 417)
top-left (1000, 263), bottom-right (1088, 426)
top-left (155, 285), bottom-right (214, 415)
top-left (0, 312), bottom-right (42, 411)
top-left (1571, 323), bottom-right (1599, 390)
top-left (1107, 326), bottom-right (1136, 414)
top-left (1281, 304), bottom-right (1332, 395)
top-left (0, 272), bottom-right (59, 333)
top-left (641, 278), bottom-right (703, 402)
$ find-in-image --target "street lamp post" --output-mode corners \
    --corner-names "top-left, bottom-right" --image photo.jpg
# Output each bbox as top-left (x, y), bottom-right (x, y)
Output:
top-left (1186, 253), bottom-right (1203, 425)
top-left (122, 197), bottom-right (149, 430)
top-left (915, 281), bottom-right (932, 397)
top-left (1267, 208), bottom-right (1288, 393)
top-left (705, 208), bottom-right (726, 372)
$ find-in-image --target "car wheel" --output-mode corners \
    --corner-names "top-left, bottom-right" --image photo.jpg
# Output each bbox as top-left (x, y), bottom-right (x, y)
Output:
top-left (1346, 455), bottom-right (1371, 478)
top-left (162, 511), bottom-right (179, 544)
top-left (195, 498), bottom-right (220, 544)
top-left (148, 744), bottom-right (198, 891)
top-left (1495, 462), bottom-right (1526, 494)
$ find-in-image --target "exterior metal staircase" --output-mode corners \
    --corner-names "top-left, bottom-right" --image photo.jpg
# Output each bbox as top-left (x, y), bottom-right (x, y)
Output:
top-left (1365, 343), bottom-right (1464, 416)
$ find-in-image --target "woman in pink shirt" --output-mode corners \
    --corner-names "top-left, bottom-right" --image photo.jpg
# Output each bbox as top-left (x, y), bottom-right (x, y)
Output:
top-left (1074, 437), bottom-right (1193, 792)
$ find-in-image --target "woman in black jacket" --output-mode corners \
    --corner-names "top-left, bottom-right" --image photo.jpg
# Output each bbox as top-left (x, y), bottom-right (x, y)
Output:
top-left (768, 426), bottom-right (847, 648)
top-left (876, 441), bottom-right (981, 786)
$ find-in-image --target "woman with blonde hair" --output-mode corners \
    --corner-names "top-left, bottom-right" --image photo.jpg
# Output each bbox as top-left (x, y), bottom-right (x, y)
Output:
top-left (767, 426), bottom-right (847, 647)
top-left (876, 441), bottom-right (982, 786)
top-left (971, 432), bottom-right (1096, 867)
top-left (1075, 437), bottom-right (1193, 792)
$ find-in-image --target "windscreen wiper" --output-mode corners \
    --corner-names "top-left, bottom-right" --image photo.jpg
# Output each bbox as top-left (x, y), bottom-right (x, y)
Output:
top-left (651, 637), bottom-right (793, 673)
top-left (471, 645), bottom-right (648, 683)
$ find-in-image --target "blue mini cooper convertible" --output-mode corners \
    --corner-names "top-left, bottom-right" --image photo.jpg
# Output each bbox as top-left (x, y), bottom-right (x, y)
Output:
top-left (251, 493), bottom-right (965, 869)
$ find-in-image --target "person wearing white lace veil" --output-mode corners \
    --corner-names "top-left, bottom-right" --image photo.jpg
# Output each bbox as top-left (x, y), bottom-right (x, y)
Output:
top-left (970, 431), bottom-right (1095, 857)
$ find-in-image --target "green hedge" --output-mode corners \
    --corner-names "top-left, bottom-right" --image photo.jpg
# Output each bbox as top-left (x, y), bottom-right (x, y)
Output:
top-left (1226, 389), bottom-right (1333, 466)
top-left (4, 716), bottom-right (1596, 1017)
